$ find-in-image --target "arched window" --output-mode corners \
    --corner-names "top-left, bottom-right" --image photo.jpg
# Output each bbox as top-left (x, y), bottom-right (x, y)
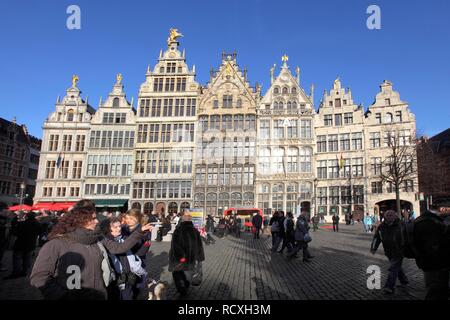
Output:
top-left (291, 87), bottom-right (297, 94)
top-left (180, 202), bottom-right (190, 210)
top-left (131, 202), bottom-right (142, 210)
top-left (231, 192), bottom-right (242, 207)
top-left (272, 183), bottom-right (284, 211)
top-left (194, 193), bottom-right (205, 208)
top-left (143, 202), bottom-right (153, 215)
top-left (385, 112), bottom-right (393, 123)
top-left (282, 87), bottom-right (288, 94)
top-left (287, 101), bottom-right (292, 109)
top-left (260, 183), bottom-right (270, 193)
top-left (113, 97), bottom-right (120, 108)
top-left (274, 87), bottom-right (280, 94)
top-left (286, 182), bottom-right (298, 214)
top-left (273, 102), bottom-right (278, 109)
top-left (219, 193), bottom-right (230, 208)
top-left (243, 192), bottom-right (254, 204)
top-left (206, 193), bottom-right (217, 216)
top-left (292, 101), bottom-right (298, 109)
top-left (168, 202), bottom-right (178, 214)
top-left (300, 182), bottom-right (312, 200)
top-left (67, 109), bottom-right (74, 122)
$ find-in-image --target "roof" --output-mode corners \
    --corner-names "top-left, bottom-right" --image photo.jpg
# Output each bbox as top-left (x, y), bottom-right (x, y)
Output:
top-left (428, 128), bottom-right (450, 153)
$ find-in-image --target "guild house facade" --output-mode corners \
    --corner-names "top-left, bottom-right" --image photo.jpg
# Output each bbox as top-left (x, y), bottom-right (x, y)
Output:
top-left (34, 29), bottom-right (420, 221)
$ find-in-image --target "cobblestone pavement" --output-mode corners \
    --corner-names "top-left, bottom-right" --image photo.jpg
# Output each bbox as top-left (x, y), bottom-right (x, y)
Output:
top-left (0, 223), bottom-right (426, 300)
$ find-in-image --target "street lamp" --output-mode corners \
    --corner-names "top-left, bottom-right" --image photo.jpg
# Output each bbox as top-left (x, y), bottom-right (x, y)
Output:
top-left (19, 182), bottom-right (26, 206)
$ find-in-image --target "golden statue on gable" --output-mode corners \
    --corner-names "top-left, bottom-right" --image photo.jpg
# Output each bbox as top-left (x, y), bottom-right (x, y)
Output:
top-left (117, 73), bottom-right (123, 84)
top-left (167, 28), bottom-right (183, 45)
top-left (225, 62), bottom-right (233, 77)
top-left (72, 74), bottom-right (79, 87)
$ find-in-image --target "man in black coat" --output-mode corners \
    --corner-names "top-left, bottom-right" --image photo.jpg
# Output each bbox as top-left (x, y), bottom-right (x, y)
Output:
top-left (371, 210), bottom-right (409, 294)
top-left (251, 213), bottom-right (263, 239)
top-left (332, 214), bottom-right (340, 232)
top-left (4, 212), bottom-right (43, 279)
top-left (413, 203), bottom-right (450, 300)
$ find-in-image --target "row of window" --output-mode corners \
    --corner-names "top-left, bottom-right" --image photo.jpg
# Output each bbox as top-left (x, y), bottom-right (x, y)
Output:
top-left (132, 180), bottom-right (192, 199)
top-left (317, 186), bottom-right (365, 205)
top-left (153, 77), bottom-right (187, 92)
top-left (259, 147), bottom-right (312, 174)
top-left (135, 149), bottom-right (193, 174)
top-left (86, 155), bottom-right (133, 177)
top-left (211, 95), bottom-right (243, 109)
top-left (56, 110), bottom-right (84, 123)
top-left (137, 123), bottom-right (195, 144)
top-left (259, 119), bottom-right (312, 139)
top-left (323, 113), bottom-right (354, 126)
top-left (102, 113), bottom-right (127, 124)
top-left (195, 165), bottom-right (255, 186)
top-left (139, 98), bottom-right (196, 118)
top-left (196, 138), bottom-right (256, 163)
top-left (273, 87), bottom-right (297, 95)
top-left (375, 111), bottom-right (403, 124)
top-left (317, 133), bottom-right (363, 152)
top-left (371, 180), bottom-right (415, 194)
top-left (88, 131), bottom-right (135, 149)
top-left (84, 184), bottom-right (131, 196)
top-left (317, 158), bottom-right (364, 179)
top-left (0, 144), bottom-right (27, 160)
top-left (45, 160), bottom-right (83, 179)
top-left (199, 115), bottom-right (255, 132)
top-left (42, 186), bottom-right (80, 197)
top-left (158, 62), bottom-right (184, 74)
top-left (49, 134), bottom-right (86, 152)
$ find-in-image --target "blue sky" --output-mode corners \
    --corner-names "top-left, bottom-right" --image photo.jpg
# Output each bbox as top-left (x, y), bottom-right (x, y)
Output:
top-left (0, 0), bottom-right (449, 138)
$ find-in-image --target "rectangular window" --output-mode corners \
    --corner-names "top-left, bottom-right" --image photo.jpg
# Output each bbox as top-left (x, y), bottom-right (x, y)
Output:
top-left (139, 99), bottom-right (150, 117)
top-left (335, 114), bottom-right (342, 126)
top-left (324, 114), bottom-right (333, 126)
top-left (340, 134), bottom-right (350, 151)
top-left (328, 135), bottom-right (338, 152)
top-left (49, 135), bottom-right (59, 151)
top-left (344, 113), bottom-right (353, 124)
top-left (317, 135), bottom-right (327, 153)
top-left (175, 99), bottom-right (185, 117)
top-left (396, 111), bottom-right (402, 122)
top-left (163, 99), bottom-right (173, 117)
top-left (329, 186), bottom-right (340, 205)
top-left (274, 120), bottom-right (285, 139)
top-left (317, 160), bottom-right (327, 179)
top-left (161, 124), bottom-right (171, 143)
top-left (352, 158), bottom-right (364, 177)
top-left (137, 125), bottom-right (148, 143)
top-left (328, 160), bottom-right (339, 179)
top-left (287, 120), bottom-right (298, 139)
top-left (213, 100), bottom-right (219, 109)
top-left (72, 161), bottom-right (83, 179)
top-left (62, 135), bottom-right (72, 151)
top-left (223, 95), bottom-right (233, 108)
top-left (45, 161), bottom-right (56, 179)
top-left (375, 113), bottom-right (382, 124)
top-left (372, 181), bottom-right (383, 194)
top-left (259, 120), bottom-right (270, 139)
top-left (151, 99), bottom-right (162, 117)
top-left (300, 120), bottom-right (311, 139)
top-left (335, 99), bottom-right (341, 108)
top-left (153, 78), bottom-right (163, 92)
top-left (353, 185), bottom-right (364, 204)
top-left (371, 157), bottom-right (382, 175)
top-left (149, 124), bottom-right (160, 143)
top-left (186, 98), bottom-right (196, 116)
top-left (318, 187), bottom-right (327, 206)
top-left (351, 132), bottom-right (363, 150)
top-left (75, 135), bottom-right (85, 152)
top-left (370, 132), bottom-right (381, 148)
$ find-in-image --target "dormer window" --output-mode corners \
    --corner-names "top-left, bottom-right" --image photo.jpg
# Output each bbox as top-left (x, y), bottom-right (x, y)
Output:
top-left (282, 87), bottom-right (288, 94)
top-left (329, 101), bottom-right (333, 107)
top-left (385, 98), bottom-right (391, 106)
top-left (67, 110), bottom-right (74, 122)
top-left (167, 62), bottom-right (176, 73)
top-left (159, 66), bottom-right (165, 73)
top-left (274, 87), bottom-right (280, 94)
top-left (335, 99), bottom-right (341, 107)
top-left (291, 87), bottom-right (297, 94)
top-left (385, 112), bottom-right (393, 123)
top-left (113, 98), bottom-right (120, 108)
top-left (178, 66), bottom-right (182, 73)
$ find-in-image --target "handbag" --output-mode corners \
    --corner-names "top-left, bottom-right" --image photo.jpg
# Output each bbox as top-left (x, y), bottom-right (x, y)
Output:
top-left (190, 261), bottom-right (203, 286)
top-left (303, 233), bottom-right (312, 243)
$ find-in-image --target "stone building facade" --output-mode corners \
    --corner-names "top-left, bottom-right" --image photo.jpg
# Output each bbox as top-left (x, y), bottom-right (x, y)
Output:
top-left (32, 30), bottom-right (420, 219)
top-left (256, 57), bottom-right (315, 217)
top-left (34, 79), bottom-right (95, 204)
top-left (83, 75), bottom-right (136, 212)
top-left (0, 118), bottom-right (41, 207)
top-left (193, 52), bottom-right (259, 216)
top-left (130, 33), bottom-right (199, 215)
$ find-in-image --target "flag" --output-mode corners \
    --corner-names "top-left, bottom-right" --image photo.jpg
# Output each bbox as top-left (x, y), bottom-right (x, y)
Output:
top-left (56, 153), bottom-right (62, 168)
top-left (339, 153), bottom-right (345, 170)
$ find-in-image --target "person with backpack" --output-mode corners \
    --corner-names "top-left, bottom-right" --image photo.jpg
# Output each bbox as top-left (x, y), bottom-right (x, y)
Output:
top-left (287, 212), bottom-right (313, 262)
top-left (370, 210), bottom-right (409, 294)
top-left (413, 203), bottom-right (450, 300)
top-left (278, 212), bottom-right (295, 254)
top-left (251, 212), bottom-right (263, 239)
top-left (269, 211), bottom-right (282, 252)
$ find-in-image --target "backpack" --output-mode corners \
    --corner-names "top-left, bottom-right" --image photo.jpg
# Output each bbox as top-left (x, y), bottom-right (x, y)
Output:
top-left (399, 220), bottom-right (418, 259)
top-left (271, 220), bottom-right (280, 232)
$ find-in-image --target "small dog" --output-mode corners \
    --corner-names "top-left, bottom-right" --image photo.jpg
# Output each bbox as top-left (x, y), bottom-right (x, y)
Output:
top-left (148, 280), bottom-right (168, 300)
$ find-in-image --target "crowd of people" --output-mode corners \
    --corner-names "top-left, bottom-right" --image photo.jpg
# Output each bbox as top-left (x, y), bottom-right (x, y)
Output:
top-left (0, 201), bottom-right (449, 300)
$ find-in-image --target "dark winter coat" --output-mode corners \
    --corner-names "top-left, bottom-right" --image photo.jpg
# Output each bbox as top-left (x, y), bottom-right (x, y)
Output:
top-left (284, 217), bottom-right (295, 239)
top-left (413, 210), bottom-right (450, 271)
top-left (121, 225), bottom-right (151, 260)
top-left (168, 221), bottom-right (205, 272)
top-left (371, 219), bottom-right (403, 259)
top-left (294, 216), bottom-right (310, 241)
top-left (206, 217), bottom-right (215, 233)
top-left (12, 217), bottom-right (43, 251)
top-left (332, 215), bottom-right (340, 224)
top-left (30, 227), bottom-right (146, 300)
top-left (278, 216), bottom-right (286, 235)
top-left (251, 214), bottom-right (263, 229)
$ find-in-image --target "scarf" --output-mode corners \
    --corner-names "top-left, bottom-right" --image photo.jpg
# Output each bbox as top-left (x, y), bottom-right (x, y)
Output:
top-left (65, 228), bottom-right (102, 245)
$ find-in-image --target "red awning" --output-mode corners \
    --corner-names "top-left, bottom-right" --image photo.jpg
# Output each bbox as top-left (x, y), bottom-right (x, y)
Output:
top-left (32, 202), bottom-right (77, 211)
top-left (8, 204), bottom-right (34, 211)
